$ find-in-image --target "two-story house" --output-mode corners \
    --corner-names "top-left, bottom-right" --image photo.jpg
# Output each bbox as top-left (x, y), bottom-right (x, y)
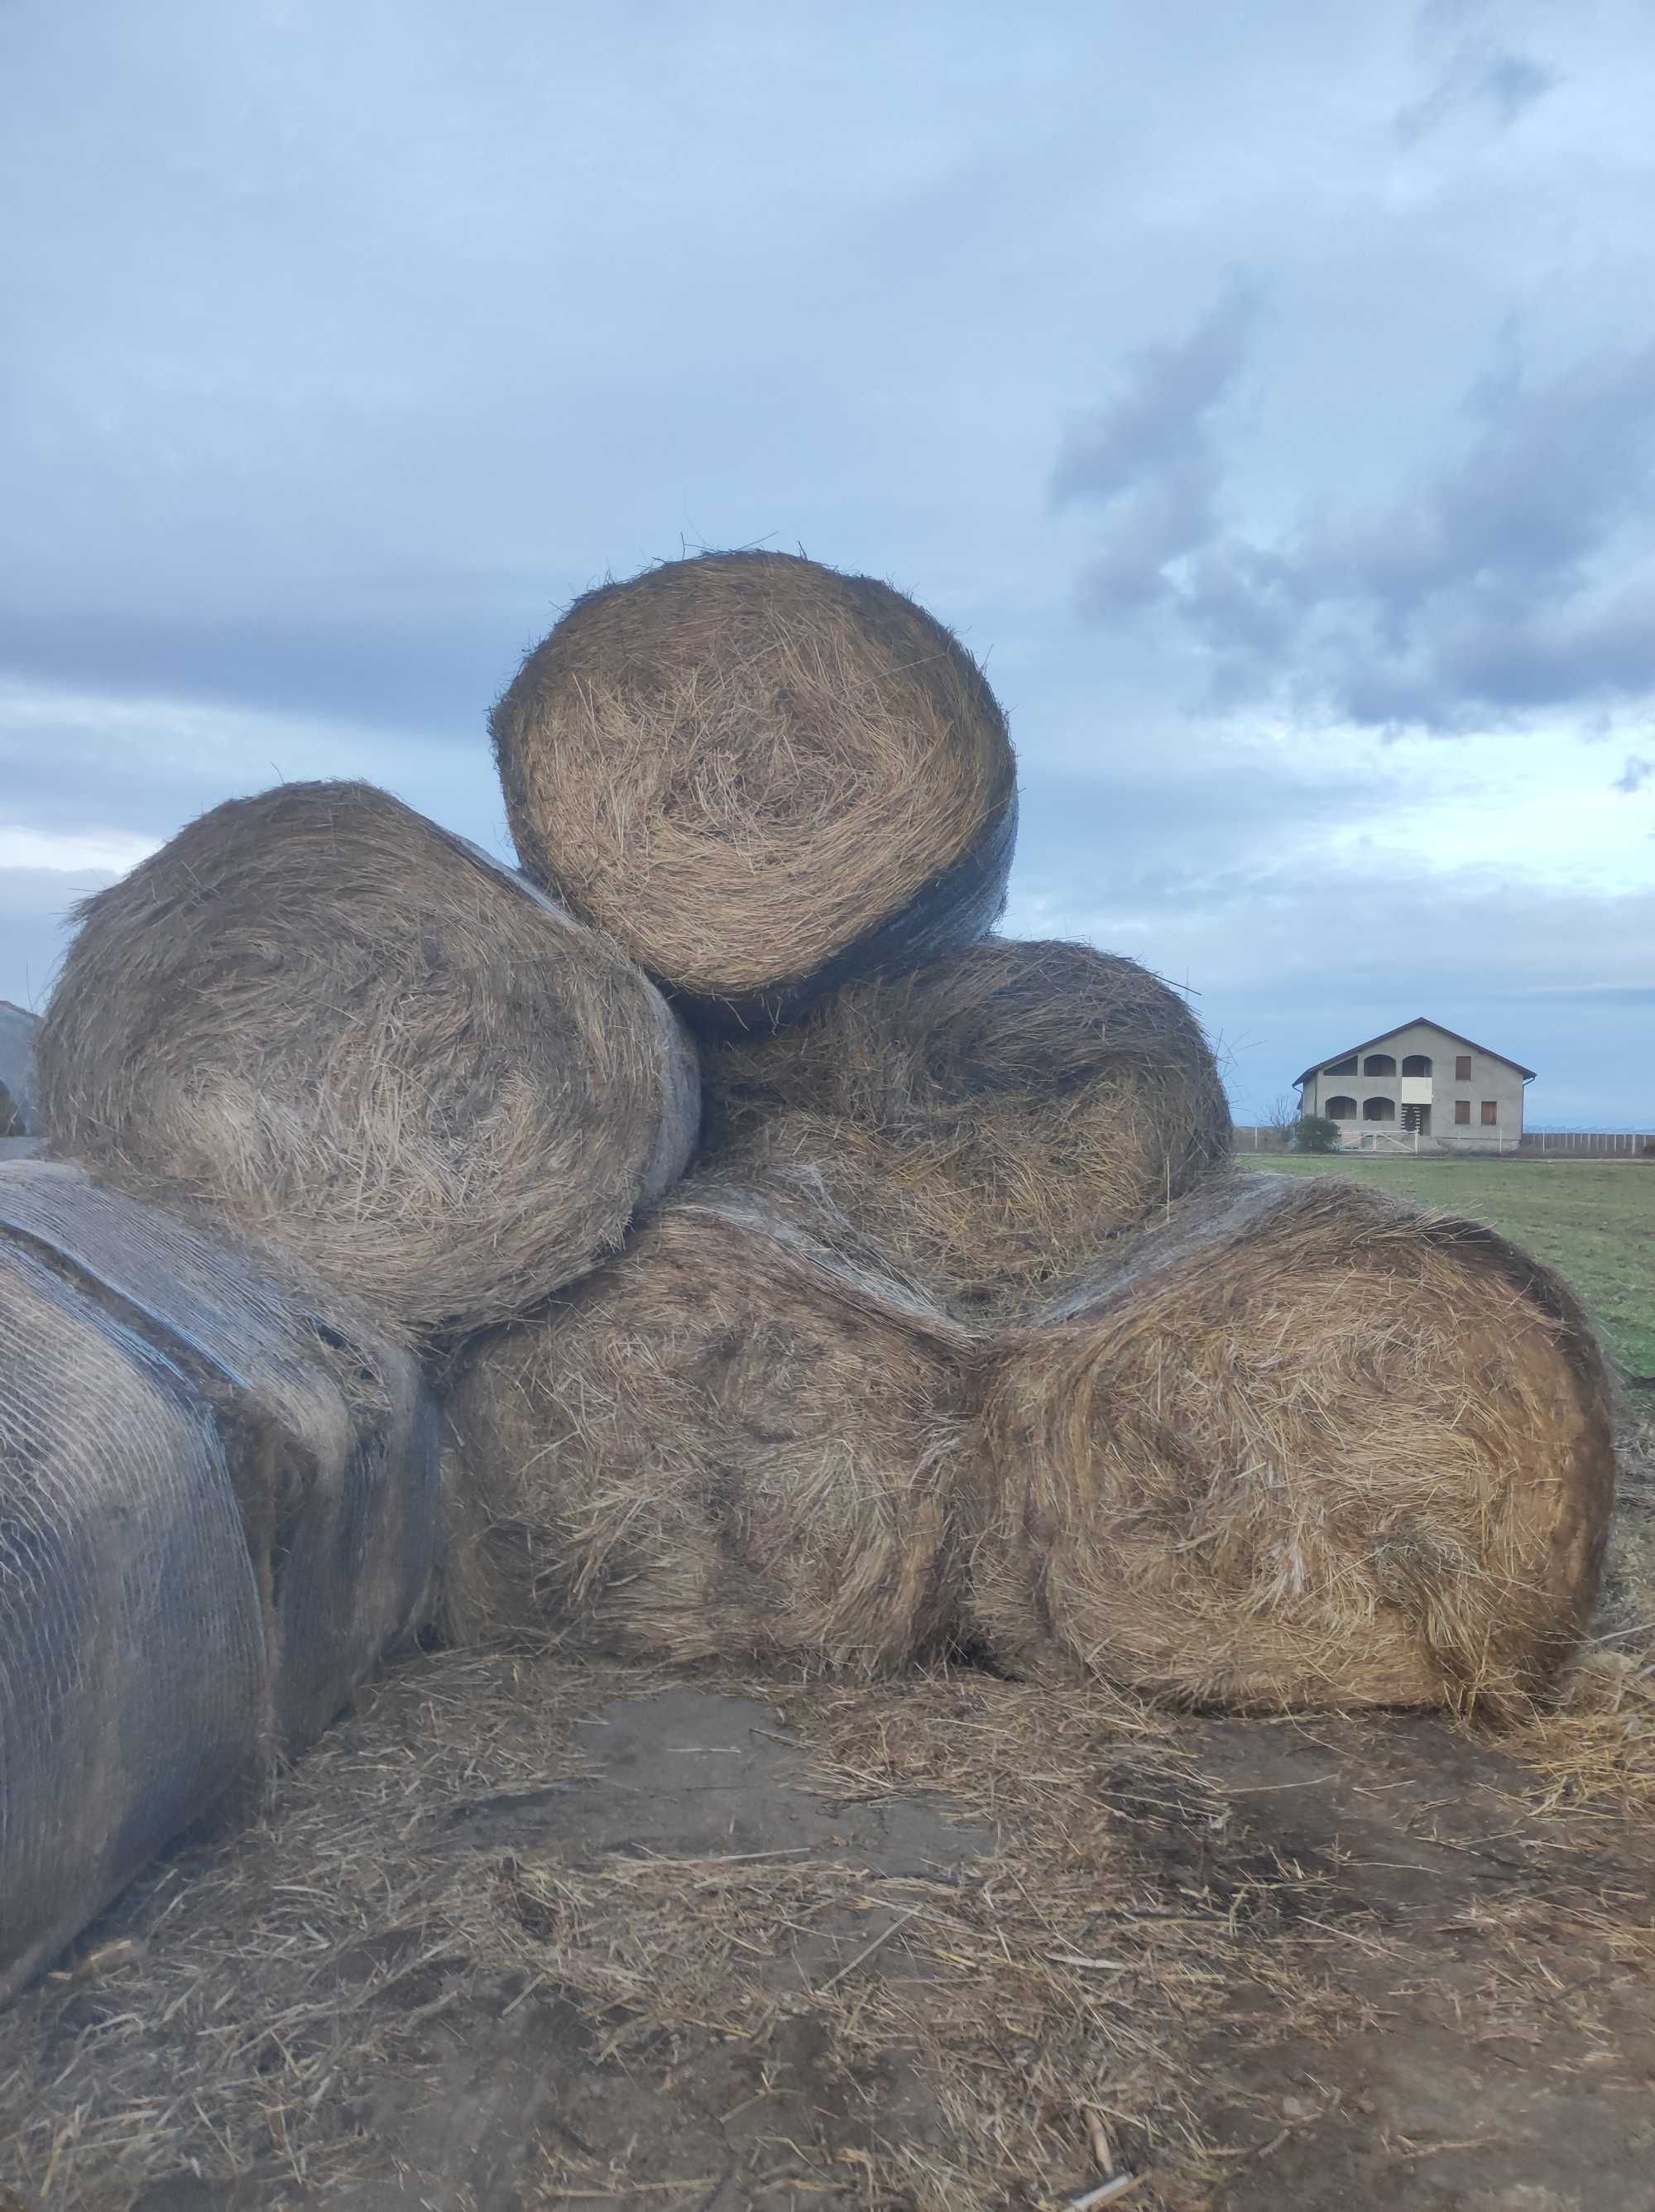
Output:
top-left (1295, 1019), bottom-right (1533, 1151)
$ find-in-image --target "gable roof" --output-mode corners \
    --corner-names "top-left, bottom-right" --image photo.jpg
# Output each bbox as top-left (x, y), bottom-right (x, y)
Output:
top-left (1295, 1017), bottom-right (1536, 1088)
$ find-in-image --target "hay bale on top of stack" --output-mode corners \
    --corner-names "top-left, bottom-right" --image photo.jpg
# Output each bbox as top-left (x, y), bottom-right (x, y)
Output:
top-left (490, 549), bottom-right (1017, 1030)
top-left (703, 937), bottom-right (1233, 1318)
top-left (36, 779), bottom-right (699, 1341)
top-left (446, 1173), bottom-right (976, 1675)
top-left (969, 1173), bottom-right (1616, 1712)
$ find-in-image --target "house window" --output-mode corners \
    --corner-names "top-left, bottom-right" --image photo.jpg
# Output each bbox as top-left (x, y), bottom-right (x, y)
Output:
top-left (1326, 1056), bottom-right (1358, 1077)
top-left (1403, 1104), bottom-right (1431, 1134)
top-left (1325, 1096), bottom-right (1356, 1120)
top-left (1456, 1055), bottom-right (1471, 1081)
top-left (1364, 1053), bottom-right (1396, 1076)
top-left (1402, 1054), bottom-right (1432, 1077)
top-left (1480, 1101), bottom-right (1497, 1126)
top-left (1362, 1096), bottom-right (1396, 1122)
top-left (1455, 1100), bottom-right (1470, 1125)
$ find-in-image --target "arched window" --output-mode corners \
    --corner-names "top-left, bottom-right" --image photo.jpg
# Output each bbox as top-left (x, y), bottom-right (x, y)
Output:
top-left (1402, 1054), bottom-right (1432, 1077)
top-left (1325, 1055), bottom-right (1358, 1076)
top-left (1362, 1096), bottom-right (1396, 1122)
top-left (1363, 1053), bottom-right (1397, 1077)
top-left (1324, 1096), bottom-right (1356, 1120)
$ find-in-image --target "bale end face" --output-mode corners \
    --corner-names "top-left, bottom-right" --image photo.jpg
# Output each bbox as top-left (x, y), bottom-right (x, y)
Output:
top-left (971, 1176), bottom-right (1617, 1712)
top-left (490, 550), bottom-right (1017, 1021)
top-left (33, 780), bottom-right (698, 1339)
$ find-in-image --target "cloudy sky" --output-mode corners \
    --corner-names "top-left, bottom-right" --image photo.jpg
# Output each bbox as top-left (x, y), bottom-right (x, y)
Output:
top-left (2, 0), bottom-right (1651, 1124)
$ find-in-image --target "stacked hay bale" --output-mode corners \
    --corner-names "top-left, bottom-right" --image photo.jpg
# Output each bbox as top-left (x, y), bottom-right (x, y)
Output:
top-left (702, 937), bottom-right (1233, 1317)
top-left (4, 543), bottom-right (1621, 1999)
top-left (35, 780), bottom-right (699, 1340)
top-left (967, 1173), bottom-right (1616, 1712)
top-left (490, 549), bottom-right (1017, 1029)
top-left (446, 1176), bottom-right (976, 1674)
top-left (461, 546), bottom-right (1616, 1711)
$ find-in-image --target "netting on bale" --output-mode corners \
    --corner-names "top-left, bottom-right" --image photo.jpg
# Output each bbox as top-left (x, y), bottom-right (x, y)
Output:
top-left (969, 1173), bottom-right (1617, 1713)
top-left (0, 1240), bottom-right (266, 2003)
top-left (34, 781), bottom-right (699, 1339)
top-left (490, 551), bottom-right (1017, 1030)
top-left (704, 939), bottom-right (1231, 1317)
top-left (0, 1162), bottom-right (441, 1761)
top-left (444, 1179), bottom-right (981, 1675)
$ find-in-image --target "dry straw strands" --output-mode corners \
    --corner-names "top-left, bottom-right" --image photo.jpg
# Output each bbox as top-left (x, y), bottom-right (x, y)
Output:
top-left (36, 780), bottom-right (699, 1339)
top-left (705, 938), bottom-right (1232, 1317)
top-left (444, 1180), bottom-right (981, 1673)
top-left (491, 550), bottom-right (1017, 1028)
top-left (971, 1173), bottom-right (1616, 1712)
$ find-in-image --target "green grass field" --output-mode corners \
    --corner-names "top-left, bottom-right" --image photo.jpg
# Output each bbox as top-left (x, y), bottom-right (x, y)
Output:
top-left (1240, 1154), bottom-right (1655, 1378)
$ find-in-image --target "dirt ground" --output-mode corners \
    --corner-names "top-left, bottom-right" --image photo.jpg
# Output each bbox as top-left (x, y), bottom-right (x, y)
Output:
top-left (2, 1413), bottom-right (1651, 2212)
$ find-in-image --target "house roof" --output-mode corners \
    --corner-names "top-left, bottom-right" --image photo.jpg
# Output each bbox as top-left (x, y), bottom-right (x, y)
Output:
top-left (1294, 1018), bottom-right (1536, 1087)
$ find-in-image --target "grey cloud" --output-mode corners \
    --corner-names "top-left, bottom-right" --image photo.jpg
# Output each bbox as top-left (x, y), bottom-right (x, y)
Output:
top-left (1395, 46), bottom-right (1562, 144)
top-left (1067, 314), bottom-right (1655, 732)
top-left (1614, 754), bottom-right (1653, 793)
top-left (1051, 286), bottom-right (1257, 617)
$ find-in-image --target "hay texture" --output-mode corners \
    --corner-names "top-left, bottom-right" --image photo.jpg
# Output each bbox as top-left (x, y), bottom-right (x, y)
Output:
top-left (445, 1181), bottom-right (980, 1673)
top-left (490, 550), bottom-right (1017, 1028)
top-left (34, 780), bottom-right (699, 1337)
top-left (971, 1173), bottom-right (1616, 1712)
top-left (705, 939), bottom-right (1231, 1317)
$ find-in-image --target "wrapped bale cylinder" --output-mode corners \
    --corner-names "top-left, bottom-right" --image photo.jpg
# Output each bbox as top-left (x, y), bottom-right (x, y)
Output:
top-left (0, 1163), bottom-right (440, 1998)
top-left (705, 940), bottom-right (1231, 1317)
top-left (970, 1174), bottom-right (1616, 1711)
top-left (34, 781), bottom-right (699, 1339)
top-left (490, 551), bottom-right (1017, 1030)
top-left (0, 1242), bottom-right (264, 2001)
top-left (446, 1184), bottom-right (981, 1673)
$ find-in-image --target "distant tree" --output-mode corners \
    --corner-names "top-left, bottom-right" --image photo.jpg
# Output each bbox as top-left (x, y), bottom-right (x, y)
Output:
top-left (1294, 1113), bottom-right (1342, 1154)
top-left (1264, 1092), bottom-right (1300, 1141)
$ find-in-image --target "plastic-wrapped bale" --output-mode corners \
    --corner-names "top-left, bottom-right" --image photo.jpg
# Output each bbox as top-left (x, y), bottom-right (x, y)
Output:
top-left (33, 782), bottom-right (699, 1339)
top-left (0, 1163), bottom-right (442, 1997)
top-left (490, 551), bottom-right (1017, 1031)
top-left (970, 1173), bottom-right (1616, 1713)
top-left (705, 940), bottom-right (1231, 1317)
top-left (0, 1160), bottom-right (440, 1755)
top-left (0, 1239), bottom-right (265, 1999)
top-left (445, 1181), bottom-right (981, 1674)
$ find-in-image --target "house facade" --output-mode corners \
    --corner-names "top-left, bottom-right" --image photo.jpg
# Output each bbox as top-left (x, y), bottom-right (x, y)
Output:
top-left (1295, 1019), bottom-right (1533, 1152)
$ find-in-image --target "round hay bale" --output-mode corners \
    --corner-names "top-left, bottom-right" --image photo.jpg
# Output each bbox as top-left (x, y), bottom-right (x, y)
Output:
top-left (444, 1180), bottom-right (981, 1674)
top-left (704, 939), bottom-right (1232, 1317)
top-left (970, 1173), bottom-right (1616, 1712)
top-left (34, 780), bottom-right (699, 1338)
top-left (490, 550), bottom-right (1017, 1029)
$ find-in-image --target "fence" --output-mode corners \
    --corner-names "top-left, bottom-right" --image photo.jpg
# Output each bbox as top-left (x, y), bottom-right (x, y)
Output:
top-left (1233, 1125), bottom-right (1655, 1159)
top-left (1519, 1130), bottom-right (1655, 1158)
